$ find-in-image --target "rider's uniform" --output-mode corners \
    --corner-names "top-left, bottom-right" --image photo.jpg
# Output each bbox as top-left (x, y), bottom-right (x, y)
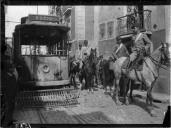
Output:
top-left (130, 32), bottom-right (152, 63)
top-left (112, 43), bottom-right (129, 60)
top-left (74, 48), bottom-right (82, 67)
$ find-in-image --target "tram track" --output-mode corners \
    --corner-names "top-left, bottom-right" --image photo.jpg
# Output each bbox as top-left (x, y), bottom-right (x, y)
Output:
top-left (15, 88), bottom-right (81, 108)
top-left (66, 108), bottom-right (89, 124)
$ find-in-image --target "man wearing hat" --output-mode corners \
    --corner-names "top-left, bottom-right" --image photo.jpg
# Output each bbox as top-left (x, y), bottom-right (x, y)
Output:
top-left (144, 30), bottom-right (153, 54)
top-left (128, 24), bottom-right (153, 70)
top-left (112, 36), bottom-right (129, 60)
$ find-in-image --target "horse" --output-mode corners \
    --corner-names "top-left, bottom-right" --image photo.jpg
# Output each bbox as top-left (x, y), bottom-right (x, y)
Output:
top-left (94, 55), bottom-right (103, 87)
top-left (100, 57), bottom-right (115, 94)
top-left (69, 59), bottom-right (80, 89)
top-left (111, 42), bottom-right (169, 111)
top-left (81, 48), bottom-right (97, 92)
top-left (101, 42), bottom-right (130, 95)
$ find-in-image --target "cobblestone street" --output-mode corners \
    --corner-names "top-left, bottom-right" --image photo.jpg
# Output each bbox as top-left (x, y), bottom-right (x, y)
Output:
top-left (13, 88), bottom-right (169, 124)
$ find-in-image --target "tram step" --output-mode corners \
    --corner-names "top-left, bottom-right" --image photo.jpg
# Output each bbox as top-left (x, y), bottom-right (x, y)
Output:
top-left (15, 88), bottom-right (80, 108)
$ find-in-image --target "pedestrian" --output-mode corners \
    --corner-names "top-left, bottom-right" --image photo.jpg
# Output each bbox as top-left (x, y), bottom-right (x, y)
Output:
top-left (1, 44), bottom-right (19, 127)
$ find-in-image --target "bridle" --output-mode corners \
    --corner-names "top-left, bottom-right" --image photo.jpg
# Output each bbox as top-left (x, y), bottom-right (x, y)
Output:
top-left (148, 46), bottom-right (169, 70)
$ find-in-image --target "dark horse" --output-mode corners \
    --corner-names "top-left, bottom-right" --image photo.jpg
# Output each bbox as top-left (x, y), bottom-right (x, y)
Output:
top-left (69, 59), bottom-right (80, 89)
top-left (80, 48), bottom-right (97, 92)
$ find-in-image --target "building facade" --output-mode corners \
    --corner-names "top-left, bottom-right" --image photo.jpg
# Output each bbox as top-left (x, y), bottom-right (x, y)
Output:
top-left (48, 5), bottom-right (170, 94)
top-left (97, 5), bottom-right (170, 94)
top-left (97, 6), bottom-right (127, 56)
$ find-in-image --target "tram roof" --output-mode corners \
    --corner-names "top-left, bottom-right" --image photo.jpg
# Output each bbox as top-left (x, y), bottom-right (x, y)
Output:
top-left (14, 22), bottom-right (70, 32)
top-left (14, 23), bottom-right (70, 45)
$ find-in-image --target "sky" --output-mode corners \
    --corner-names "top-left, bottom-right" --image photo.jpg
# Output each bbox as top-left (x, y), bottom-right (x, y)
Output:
top-left (5, 6), bottom-right (49, 38)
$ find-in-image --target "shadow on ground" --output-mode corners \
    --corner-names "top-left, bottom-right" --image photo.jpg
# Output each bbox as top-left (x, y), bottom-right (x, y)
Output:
top-left (128, 96), bottom-right (161, 116)
top-left (13, 108), bottom-right (116, 124)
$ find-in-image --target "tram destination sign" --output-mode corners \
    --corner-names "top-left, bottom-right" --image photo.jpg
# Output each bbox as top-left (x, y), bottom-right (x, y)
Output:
top-left (28, 14), bottom-right (59, 23)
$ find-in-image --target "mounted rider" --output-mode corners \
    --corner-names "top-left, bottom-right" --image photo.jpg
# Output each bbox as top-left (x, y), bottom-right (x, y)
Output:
top-left (74, 43), bottom-right (83, 69)
top-left (74, 40), bottom-right (90, 69)
top-left (82, 40), bottom-right (90, 61)
top-left (128, 24), bottom-right (153, 70)
top-left (112, 36), bottom-right (129, 60)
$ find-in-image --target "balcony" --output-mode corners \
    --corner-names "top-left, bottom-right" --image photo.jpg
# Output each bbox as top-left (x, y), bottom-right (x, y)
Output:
top-left (117, 10), bottom-right (152, 36)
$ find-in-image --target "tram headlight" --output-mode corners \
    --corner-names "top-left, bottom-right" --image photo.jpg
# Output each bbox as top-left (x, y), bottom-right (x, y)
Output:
top-left (42, 64), bottom-right (50, 73)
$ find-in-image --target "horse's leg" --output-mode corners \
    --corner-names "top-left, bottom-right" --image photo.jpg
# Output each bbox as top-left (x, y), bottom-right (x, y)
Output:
top-left (70, 74), bottom-right (73, 87)
top-left (123, 77), bottom-right (130, 105)
top-left (85, 75), bottom-right (90, 92)
top-left (102, 69), bottom-right (107, 92)
top-left (146, 84), bottom-right (153, 106)
top-left (149, 80), bottom-right (156, 106)
top-left (73, 74), bottom-right (77, 89)
top-left (111, 77), bottom-right (116, 97)
top-left (129, 80), bottom-right (134, 102)
top-left (114, 76), bottom-right (122, 105)
top-left (146, 80), bottom-right (157, 117)
top-left (91, 76), bottom-right (94, 93)
top-left (79, 71), bottom-right (84, 90)
top-left (96, 72), bottom-right (99, 86)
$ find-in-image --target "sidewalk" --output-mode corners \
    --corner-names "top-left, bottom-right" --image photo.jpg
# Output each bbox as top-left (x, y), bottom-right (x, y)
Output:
top-left (133, 90), bottom-right (170, 103)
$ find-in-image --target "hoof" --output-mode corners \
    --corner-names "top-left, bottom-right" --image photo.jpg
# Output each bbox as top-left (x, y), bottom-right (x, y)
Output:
top-left (125, 99), bottom-right (129, 105)
top-left (116, 100), bottom-right (122, 106)
top-left (150, 110), bottom-right (157, 117)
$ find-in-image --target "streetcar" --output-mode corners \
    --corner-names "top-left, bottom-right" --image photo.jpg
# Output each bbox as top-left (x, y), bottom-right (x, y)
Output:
top-left (13, 14), bottom-right (70, 90)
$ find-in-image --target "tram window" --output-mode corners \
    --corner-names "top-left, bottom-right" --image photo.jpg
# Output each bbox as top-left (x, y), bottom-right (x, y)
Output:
top-left (21, 40), bottom-right (67, 56)
top-left (21, 45), bottom-right (48, 55)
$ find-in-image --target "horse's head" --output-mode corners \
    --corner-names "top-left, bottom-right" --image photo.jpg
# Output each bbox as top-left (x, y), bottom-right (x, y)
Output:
top-left (160, 42), bottom-right (170, 66)
top-left (90, 48), bottom-right (96, 57)
top-left (89, 48), bottom-right (97, 62)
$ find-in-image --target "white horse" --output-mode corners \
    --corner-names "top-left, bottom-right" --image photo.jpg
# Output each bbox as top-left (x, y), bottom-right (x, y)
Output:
top-left (111, 42), bottom-right (169, 112)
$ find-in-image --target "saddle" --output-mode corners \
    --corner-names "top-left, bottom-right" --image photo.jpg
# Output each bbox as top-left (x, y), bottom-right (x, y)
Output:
top-left (122, 57), bottom-right (144, 71)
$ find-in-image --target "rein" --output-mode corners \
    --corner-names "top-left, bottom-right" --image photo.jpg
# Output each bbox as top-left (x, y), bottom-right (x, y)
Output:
top-left (148, 55), bottom-right (168, 70)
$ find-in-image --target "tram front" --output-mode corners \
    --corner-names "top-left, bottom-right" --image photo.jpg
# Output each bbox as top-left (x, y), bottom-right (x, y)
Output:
top-left (13, 15), bottom-right (79, 108)
top-left (13, 15), bottom-right (71, 89)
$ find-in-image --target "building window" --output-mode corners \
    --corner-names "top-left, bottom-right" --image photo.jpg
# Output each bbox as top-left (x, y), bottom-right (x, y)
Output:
top-left (107, 21), bottom-right (114, 38)
top-left (99, 23), bottom-right (105, 40)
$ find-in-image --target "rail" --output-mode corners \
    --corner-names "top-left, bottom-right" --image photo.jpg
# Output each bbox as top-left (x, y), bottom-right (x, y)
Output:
top-left (117, 10), bottom-right (152, 36)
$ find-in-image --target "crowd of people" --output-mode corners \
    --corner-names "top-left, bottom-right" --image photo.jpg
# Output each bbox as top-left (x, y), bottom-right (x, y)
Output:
top-left (70, 24), bottom-right (154, 91)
